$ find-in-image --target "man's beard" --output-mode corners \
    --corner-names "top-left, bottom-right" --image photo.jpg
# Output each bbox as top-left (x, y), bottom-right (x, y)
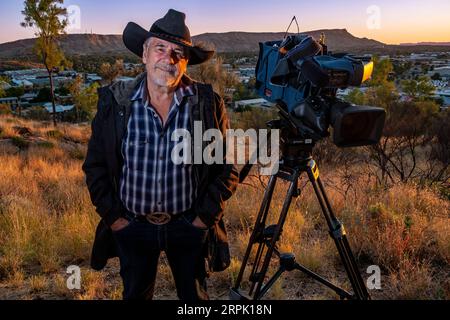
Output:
top-left (149, 62), bottom-right (182, 87)
top-left (155, 62), bottom-right (178, 75)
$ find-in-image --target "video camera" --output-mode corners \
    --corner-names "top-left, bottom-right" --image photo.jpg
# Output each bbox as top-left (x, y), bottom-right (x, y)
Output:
top-left (255, 33), bottom-right (386, 147)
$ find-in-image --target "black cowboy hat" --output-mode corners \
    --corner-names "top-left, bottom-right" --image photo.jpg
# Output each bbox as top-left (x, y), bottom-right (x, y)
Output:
top-left (122, 9), bottom-right (214, 65)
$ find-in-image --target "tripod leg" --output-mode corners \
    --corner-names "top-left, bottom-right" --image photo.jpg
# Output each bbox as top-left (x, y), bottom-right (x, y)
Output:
top-left (256, 266), bottom-right (286, 299)
top-left (253, 169), bottom-right (301, 299)
top-left (306, 160), bottom-right (370, 300)
top-left (233, 174), bottom-right (278, 291)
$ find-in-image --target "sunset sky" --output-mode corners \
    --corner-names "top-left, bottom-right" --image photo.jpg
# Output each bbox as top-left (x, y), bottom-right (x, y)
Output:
top-left (1, 0), bottom-right (449, 45)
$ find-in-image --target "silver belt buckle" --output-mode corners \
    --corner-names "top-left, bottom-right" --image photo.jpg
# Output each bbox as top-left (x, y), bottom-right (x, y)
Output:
top-left (146, 212), bottom-right (171, 225)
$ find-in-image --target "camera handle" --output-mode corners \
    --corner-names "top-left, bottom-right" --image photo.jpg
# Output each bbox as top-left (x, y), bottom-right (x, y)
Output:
top-left (283, 16), bottom-right (300, 39)
top-left (231, 158), bottom-right (370, 300)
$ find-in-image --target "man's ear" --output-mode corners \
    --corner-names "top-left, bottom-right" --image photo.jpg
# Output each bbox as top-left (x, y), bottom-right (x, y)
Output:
top-left (142, 46), bottom-right (147, 64)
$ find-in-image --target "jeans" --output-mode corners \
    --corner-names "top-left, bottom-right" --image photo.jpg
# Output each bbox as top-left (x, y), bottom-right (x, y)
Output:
top-left (112, 211), bottom-right (209, 301)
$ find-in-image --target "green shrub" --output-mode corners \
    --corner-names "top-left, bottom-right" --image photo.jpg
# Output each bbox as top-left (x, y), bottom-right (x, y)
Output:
top-left (46, 130), bottom-right (64, 140)
top-left (36, 140), bottom-right (55, 149)
top-left (10, 136), bottom-right (29, 149)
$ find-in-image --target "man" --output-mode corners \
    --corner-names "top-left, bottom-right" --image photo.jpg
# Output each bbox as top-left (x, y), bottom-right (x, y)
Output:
top-left (82, 9), bottom-right (239, 300)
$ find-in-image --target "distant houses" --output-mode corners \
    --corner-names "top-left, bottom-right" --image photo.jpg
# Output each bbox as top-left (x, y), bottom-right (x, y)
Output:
top-left (429, 66), bottom-right (450, 81)
top-left (434, 89), bottom-right (450, 109)
top-left (0, 97), bottom-right (20, 111)
top-left (86, 73), bottom-right (102, 84)
top-left (0, 68), bottom-right (96, 117)
top-left (234, 98), bottom-right (274, 111)
top-left (43, 102), bottom-right (75, 113)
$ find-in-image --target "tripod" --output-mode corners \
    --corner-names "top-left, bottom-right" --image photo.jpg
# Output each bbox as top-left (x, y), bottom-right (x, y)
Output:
top-left (230, 143), bottom-right (370, 300)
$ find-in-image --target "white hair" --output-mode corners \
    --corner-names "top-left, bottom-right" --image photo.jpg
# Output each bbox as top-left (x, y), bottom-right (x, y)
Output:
top-left (143, 36), bottom-right (153, 49)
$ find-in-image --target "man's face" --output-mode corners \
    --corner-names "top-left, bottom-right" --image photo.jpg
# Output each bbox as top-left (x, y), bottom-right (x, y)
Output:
top-left (142, 37), bottom-right (189, 88)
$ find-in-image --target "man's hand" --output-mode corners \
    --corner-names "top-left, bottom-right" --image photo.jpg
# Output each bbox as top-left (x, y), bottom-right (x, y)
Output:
top-left (110, 218), bottom-right (130, 232)
top-left (192, 216), bottom-right (208, 229)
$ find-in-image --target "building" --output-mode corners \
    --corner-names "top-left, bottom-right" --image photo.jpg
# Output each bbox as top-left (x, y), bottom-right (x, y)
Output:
top-left (86, 73), bottom-right (102, 84)
top-left (11, 79), bottom-right (34, 89)
top-left (435, 89), bottom-right (450, 108)
top-left (239, 67), bottom-right (255, 77)
top-left (114, 76), bottom-right (134, 82)
top-left (43, 102), bottom-right (75, 113)
top-left (431, 66), bottom-right (450, 80)
top-left (0, 97), bottom-right (20, 110)
top-left (124, 63), bottom-right (143, 71)
top-left (234, 98), bottom-right (274, 110)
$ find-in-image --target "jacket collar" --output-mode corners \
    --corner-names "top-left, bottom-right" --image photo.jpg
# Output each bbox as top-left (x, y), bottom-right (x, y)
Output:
top-left (109, 72), bottom-right (146, 108)
top-left (109, 71), bottom-right (197, 108)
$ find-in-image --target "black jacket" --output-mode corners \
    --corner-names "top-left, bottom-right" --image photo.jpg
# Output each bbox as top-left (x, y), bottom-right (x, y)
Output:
top-left (82, 72), bottom-right (239, 271)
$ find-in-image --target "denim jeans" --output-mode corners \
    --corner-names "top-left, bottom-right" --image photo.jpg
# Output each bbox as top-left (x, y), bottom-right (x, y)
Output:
top-left (112, 211), bottom-right (209, 300)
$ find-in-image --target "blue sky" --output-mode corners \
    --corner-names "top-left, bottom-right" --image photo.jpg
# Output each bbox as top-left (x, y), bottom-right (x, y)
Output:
top-left (1, 0), bottom-right (449, 44)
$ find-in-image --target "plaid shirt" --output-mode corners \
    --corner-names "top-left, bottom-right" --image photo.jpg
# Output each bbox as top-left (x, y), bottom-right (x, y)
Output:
top-left (119, 77), bottom-right (196, 216)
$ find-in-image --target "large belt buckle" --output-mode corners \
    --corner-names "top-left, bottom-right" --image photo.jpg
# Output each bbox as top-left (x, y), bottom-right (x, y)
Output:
top-left (146, 212), bottom-right (171, 225)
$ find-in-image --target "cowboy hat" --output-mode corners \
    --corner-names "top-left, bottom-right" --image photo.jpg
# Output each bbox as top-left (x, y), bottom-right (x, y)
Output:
top-left (122, 9), bottom-right (214, 65)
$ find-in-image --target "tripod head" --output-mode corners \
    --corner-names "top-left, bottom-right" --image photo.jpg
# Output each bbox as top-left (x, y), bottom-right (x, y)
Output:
top-left (267, 104), bottom-right (317, 168)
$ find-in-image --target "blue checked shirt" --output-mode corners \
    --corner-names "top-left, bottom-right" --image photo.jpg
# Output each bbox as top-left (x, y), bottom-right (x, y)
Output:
top-left (119, 77), bottom-right (196, 216)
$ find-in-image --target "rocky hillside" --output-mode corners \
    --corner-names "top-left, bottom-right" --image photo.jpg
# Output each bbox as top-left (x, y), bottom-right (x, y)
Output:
top-left (194, 29), bottom-right (385, 52)
top-left (0, 29), bottom-right (386, 58)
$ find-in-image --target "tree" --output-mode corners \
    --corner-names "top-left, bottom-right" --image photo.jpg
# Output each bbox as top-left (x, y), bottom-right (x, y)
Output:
top-left (0, 76), bottom-right (10, 98)
top-left (99, 59), bottom-right (124, 84)
top-left (431, 73), bottom-right (442, 81)
top-left (21, 0), bottom-right (69, 126)
top-left (393, 61), bottom-right (412, 78)
top-left (367, 100), bottom-right (444, 185)
top-left (188, 55), bottom-right (239, 97)
top-left (33, 87), bottom-right (52, 102)
top-left (362, 57), bottom-right (399, 109)
top-left (401, 76), bottom-right (435, 101)
top-left (69, 75), bottom-right (99, 122)
top-left (345, 88), bottom-right (366, 105)
top-left (5, 87), bottom-right (25, 98)
top-left (368, 56), bottom-right (394, 87)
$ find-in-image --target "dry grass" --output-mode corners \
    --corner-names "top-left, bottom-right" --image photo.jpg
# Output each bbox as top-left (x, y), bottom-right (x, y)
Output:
top-left (0, 115), bottom-right (448, 300)
top-left (29, 275), bottom-right (49, 293)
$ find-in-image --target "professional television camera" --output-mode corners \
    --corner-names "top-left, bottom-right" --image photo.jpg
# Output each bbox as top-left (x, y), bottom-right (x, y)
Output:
top-left (231, 32), bottom-right (385, 300)
top-left (257, 33), bottom-right (385, 147)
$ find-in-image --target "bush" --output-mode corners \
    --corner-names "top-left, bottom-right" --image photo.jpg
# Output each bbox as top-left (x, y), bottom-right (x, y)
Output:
top-left (229, 108), bottom-right (277, 130)
top-left (24, 106), bottom-right (50, 121)
top-left (0, 104), bottom-right (12, 115)
top-left (46, 130), bottom-right (64, 140)
top-left (36, 141), bottom-right (55, 149)
top-left (10, 136), bottom-right (29, 149)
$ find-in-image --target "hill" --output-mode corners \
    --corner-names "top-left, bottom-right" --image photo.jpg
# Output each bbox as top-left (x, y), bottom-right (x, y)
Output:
top-left (0, 29), bottom-right (386, 59)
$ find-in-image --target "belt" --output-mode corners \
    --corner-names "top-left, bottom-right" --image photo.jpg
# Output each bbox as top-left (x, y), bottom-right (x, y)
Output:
top-left (127, 209), bottom-right (193, 226)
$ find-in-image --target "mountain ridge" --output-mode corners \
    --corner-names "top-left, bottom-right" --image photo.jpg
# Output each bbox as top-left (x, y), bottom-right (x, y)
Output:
top-left (0, 29), bottom-right (386, 58)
